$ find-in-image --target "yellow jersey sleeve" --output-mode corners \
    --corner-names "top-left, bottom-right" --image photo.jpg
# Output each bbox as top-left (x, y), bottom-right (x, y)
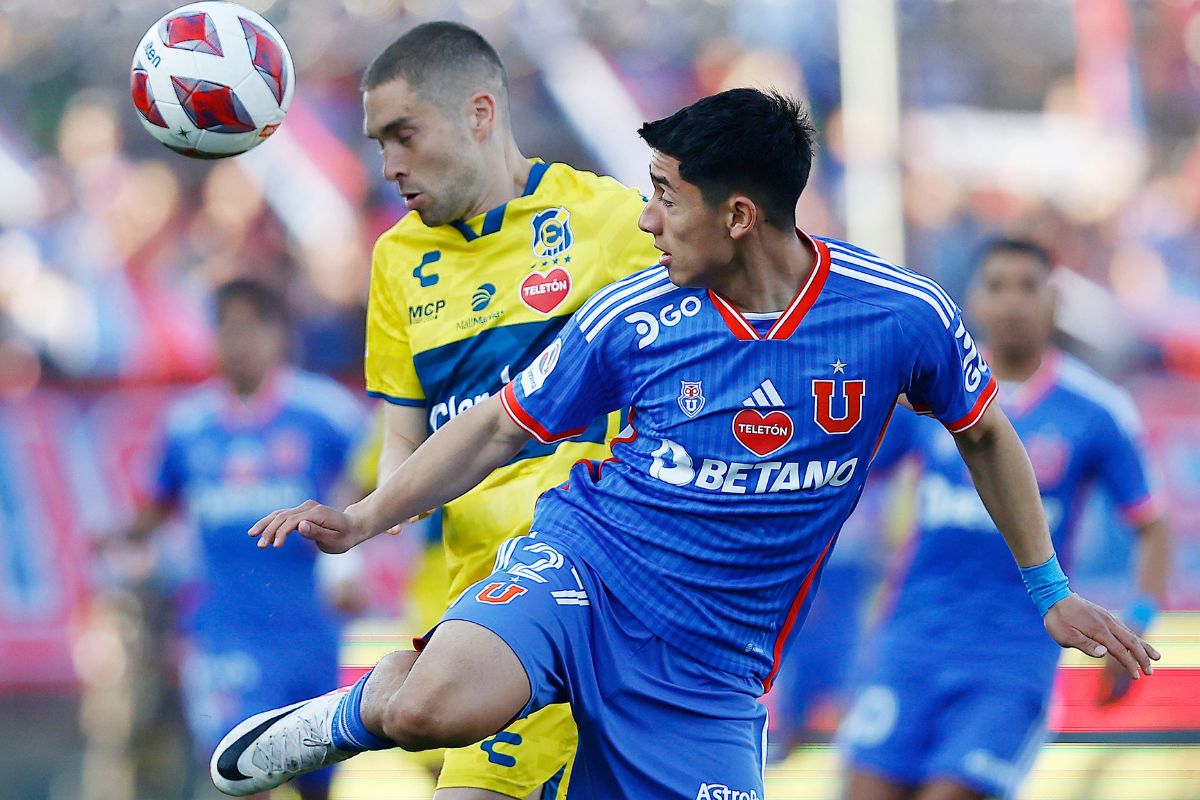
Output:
top-left (600, 187), bottom-right (662, 282)
top-left (345, 404), bottom-right (386, 493)
top-left (364, 231), bottom-right (425, 406)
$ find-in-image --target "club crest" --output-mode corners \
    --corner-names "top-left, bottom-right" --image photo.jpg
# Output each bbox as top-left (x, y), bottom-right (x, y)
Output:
top-left (678, 380), bottom-right (705, 418)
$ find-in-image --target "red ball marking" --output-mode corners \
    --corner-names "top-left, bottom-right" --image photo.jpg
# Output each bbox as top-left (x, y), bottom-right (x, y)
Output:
top-left (171, 77), bottom-right (256, 133)
top-left (240, 17), bottom-right (287, 104)
top-left (162, 12), bottom-right (223, 57)
top-left (131, 67), bottom-right (168, 128)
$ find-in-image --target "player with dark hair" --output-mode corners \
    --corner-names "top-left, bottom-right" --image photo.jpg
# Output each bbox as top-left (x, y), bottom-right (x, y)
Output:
top-left (211, 89), bottom-right (1158, 800)
top-left (106, 278), bottom-right (364, 800)
top-left (839, 238), bottom-right (1172, 800)
top-left (322, 19), bottom-right (659, 800)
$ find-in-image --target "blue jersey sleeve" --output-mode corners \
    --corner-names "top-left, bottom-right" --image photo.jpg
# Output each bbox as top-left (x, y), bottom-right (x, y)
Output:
top-left (500, 308), bottom-right (626, 444)
top-left (904, 305), bottom-right (998, 434)
top-left (1089, 399), bottom-right (1161, 527)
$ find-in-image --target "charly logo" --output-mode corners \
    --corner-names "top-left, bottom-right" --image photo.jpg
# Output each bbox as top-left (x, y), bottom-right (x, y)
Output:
top-left (531, 207), bottom-right (573, 259)
top-left (412, 250), bottom-right (441, 287)
top-left (472, 283), bottom-right (496, 312)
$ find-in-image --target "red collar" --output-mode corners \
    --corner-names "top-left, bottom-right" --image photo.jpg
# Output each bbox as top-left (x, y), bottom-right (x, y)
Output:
top-left (708, 231), bottom-right (830, 341)
top-left (997, 349), bottom-right (1061, 417)
top-left (218, 367), bottom-right (291, 428)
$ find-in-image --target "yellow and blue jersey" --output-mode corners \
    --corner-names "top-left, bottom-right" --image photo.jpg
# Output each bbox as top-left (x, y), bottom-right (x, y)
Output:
top-left (365, 160), bottom-right (659, 597)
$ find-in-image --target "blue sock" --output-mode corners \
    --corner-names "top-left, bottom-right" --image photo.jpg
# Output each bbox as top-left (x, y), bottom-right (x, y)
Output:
top-left (330, 670), bottom-right (394, 752)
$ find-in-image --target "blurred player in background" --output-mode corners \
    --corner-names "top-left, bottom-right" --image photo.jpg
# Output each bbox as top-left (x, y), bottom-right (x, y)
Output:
top-left (350, 20), bottom-right (659, 800)
top-left (212, 88), bottom-right (1156, 800)
top-left (105, 279), bottom-right (365, 800)
top-left (840, 238), bottom-right (1172, 800)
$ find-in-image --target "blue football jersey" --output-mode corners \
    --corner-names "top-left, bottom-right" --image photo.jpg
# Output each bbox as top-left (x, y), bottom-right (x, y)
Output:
top-left (153, 368), bottom-right (363, 641)
top-left (873, 350), bottom-right (1160, 687)
top-left (501, 234), bottom-right (997, 686)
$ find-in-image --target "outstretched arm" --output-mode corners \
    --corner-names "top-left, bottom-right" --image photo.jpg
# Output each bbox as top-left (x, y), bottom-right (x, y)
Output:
top-left (1099, 514), bottom-right (1171, 703)
top-left (954, 403), bottom-right (1160, 679)
top-left (251, 393), bottom-right (531, 553)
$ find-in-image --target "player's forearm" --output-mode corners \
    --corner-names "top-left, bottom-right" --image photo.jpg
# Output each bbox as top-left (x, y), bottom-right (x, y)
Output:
top-left (348, 393), bottom-right (529, 538)
top-left (954, 405), bottom-right (1054, 568)
top-left (1134, 516), bottom-right (1171, 603)
top-left (377, 406), bottom-right (428, 488)
top-left (377, 437), bottom-right (417, 489)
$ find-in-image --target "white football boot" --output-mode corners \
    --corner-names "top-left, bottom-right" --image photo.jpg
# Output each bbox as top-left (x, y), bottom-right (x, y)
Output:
top-left (210, 691), bottom-right (355, 796)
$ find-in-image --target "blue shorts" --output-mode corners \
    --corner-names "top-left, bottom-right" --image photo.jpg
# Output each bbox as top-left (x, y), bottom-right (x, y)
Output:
top-left (441, 535), bottom-right (769, 800)
top-left (839, 652), bottom-right (1049, 798)
top-left (182, 631), bottom-right (341, 791)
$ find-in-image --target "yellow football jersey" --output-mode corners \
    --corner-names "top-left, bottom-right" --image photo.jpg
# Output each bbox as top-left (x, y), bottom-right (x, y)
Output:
top-left (365, 160), bottom-right (659, 598)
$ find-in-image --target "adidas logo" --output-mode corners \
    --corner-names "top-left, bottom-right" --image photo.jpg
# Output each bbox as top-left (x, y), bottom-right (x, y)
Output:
top-left (733, 379), bottom-right (793, 458)
top-left (741, 379), bottom-right (786, 408)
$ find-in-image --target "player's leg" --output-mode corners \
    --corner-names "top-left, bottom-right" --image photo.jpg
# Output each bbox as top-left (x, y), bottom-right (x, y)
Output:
top-left (434, 704), bottom-right (575, 800)
top-left (838, 655), bottom-right (940, 800)
top-left (841, 770), bottom-right (915, 800)
top-left (562, 581), bottom-right (770, 799)
top-left (368, 620), bottom-right (531, 750)
top-left (209, 621), bottom-right (530, 797)
top-left (433, 788), bottom-right (542, 800)
top-left (287, 627), bottom-right (351, 800)
top-left (917, 674), bottom-right (1048, 800)
top-left (912, 780), bottom-right (986, 800)
top-left (181, 644), bottom-right (276, 800)
top-left (212, 536), bottom-right (582, 797)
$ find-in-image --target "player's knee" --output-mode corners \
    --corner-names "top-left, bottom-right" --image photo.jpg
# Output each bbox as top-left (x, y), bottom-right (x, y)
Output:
top-left (381, 690), bottom-right (473, 751)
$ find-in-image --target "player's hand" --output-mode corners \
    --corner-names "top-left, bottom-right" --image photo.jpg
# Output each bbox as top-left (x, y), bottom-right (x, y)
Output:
top-left (1096, 653), bottom-right (1135, 705)
top-left (249, 499), bottom-right (370, 554)
top-left (1044, 593), bottom-right (1161, 680)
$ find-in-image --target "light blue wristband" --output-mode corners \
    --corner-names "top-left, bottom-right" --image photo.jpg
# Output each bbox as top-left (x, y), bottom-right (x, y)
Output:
top-left (1125, 595), bottom-right (1159, 635)
top-left (1020, 554), bottom-right (1073, 616)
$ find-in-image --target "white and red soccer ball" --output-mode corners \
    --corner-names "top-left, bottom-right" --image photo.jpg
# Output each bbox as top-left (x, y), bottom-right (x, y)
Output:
top-left (130, 1), bottom-right (295, 158)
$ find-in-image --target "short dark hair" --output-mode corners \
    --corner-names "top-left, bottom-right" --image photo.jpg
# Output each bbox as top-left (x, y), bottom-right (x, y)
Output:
top-left (638, 88), bottom-right (816, 230)
top-left (361, 21), bottom-right (507, 111)
top-left (215, 279), bottom-right (287, 326)
top-left (975, 237), bottom-right (1054, 272)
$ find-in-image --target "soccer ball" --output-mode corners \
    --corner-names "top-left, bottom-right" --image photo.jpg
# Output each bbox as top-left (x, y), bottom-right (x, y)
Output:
top-left (130, 1), bottom-right (294, 159)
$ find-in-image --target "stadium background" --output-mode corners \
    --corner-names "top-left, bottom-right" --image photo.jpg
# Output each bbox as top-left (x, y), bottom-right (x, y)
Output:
top-left (0, 0), bottom-right (1198, 797)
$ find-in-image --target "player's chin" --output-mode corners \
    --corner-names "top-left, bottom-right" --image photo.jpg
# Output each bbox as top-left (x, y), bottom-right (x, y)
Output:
top-left (663, 262), bottom-right (706, 289)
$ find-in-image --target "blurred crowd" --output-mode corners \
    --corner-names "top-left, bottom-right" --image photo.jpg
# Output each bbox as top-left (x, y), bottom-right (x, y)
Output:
top-left (1, 0), bottom-right (1199, 389)
top-left (1, 1), bottom-right (1199, 798)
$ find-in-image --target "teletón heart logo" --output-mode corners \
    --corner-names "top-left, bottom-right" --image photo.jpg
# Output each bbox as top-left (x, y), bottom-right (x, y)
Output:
top-left (520, 268), bottom-right (572, 315)
top-left (732, 409), bottom-right (794, 457)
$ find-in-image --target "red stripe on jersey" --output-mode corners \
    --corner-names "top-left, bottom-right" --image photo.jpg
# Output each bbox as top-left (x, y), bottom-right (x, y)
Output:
top-left (763, 532), bottom-right (838, 693)
top-left (944, 377), bottom-right (999, 434)
top-left (766, 233), bottom-right (830, 340)
top-left (708, 229), bottom-right (830, 341)
top-left (500, 382), bottom-right (587, 444)
top-left (870, 402), bottom-right (897, 463)
top-left (597, 411), bottom-right (640, 479)
top-left (708, 290), bottom-right (760, 340)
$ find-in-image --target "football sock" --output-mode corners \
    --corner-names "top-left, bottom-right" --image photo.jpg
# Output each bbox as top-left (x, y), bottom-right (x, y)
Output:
top-left (331, 670), bottom-right (394, 752)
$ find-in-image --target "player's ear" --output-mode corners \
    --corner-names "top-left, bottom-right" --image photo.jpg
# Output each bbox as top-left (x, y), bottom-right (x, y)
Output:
top-left (467, 91), bottom-right (497, 139)
top-left (727, 195), bottom-right (757, 241)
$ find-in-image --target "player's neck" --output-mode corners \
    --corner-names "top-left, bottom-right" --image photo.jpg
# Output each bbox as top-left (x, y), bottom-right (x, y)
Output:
top-left (460, 145), bottom-right (533, 221)
top-left (714, 227), bottom-right (815, 313)
top-left (986, 348), bottom-right (1045, 383)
